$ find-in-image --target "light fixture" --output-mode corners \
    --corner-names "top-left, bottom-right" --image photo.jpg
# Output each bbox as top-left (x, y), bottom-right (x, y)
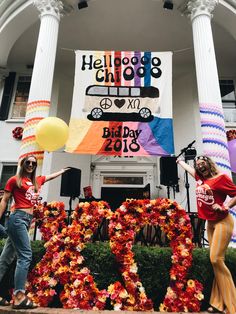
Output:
top-left (163, 0), bottom-right (173, 10)
top-left (78, 0), bottom-right (88, 10)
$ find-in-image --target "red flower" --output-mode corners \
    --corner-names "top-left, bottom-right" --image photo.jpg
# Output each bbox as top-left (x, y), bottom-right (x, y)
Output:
top-left (227, 129), bottom-right (236, 141)
top-left (12, 126), bottom-right (23, 140)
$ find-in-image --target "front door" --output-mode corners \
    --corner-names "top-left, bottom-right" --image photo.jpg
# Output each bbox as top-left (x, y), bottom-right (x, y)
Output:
top-left (101, 187), bottom-right (147, 211)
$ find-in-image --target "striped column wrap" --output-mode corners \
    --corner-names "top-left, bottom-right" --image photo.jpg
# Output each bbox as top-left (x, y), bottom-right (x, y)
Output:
top-left (20, 100), bottom-right (50, 165)
top-left (200, 103), bottom-right (236, 245)
top-left (199, 103), bottom-right (231, 174)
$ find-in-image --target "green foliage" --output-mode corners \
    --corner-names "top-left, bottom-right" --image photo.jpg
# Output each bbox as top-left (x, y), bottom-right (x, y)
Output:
top-left (0, 240), bottom-right (236, 310)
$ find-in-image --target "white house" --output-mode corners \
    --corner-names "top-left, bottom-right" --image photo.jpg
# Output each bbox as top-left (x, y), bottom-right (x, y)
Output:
top-left (0, 0), bottom-right (236, 237)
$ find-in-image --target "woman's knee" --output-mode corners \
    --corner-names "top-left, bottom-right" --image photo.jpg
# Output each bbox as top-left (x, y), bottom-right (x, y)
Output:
top-left (210, 254), bottom-right (224, 266)
top-left (17, 250), bottom-right (32, 268)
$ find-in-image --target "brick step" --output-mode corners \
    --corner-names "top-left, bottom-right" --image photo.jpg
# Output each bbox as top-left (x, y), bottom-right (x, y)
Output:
top-left (0, 307), bottom-right (208, 314)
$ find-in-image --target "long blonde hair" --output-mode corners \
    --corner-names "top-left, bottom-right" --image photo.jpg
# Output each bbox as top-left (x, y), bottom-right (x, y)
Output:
top-left (16, 155), bottom-right (39, 192)
top-left (194, 155), bottom-right (220, 178)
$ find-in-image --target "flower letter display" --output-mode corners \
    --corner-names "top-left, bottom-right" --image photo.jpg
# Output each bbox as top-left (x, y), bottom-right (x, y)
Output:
top-left (27, 199), bottom-right (203, 312)
top-left (108, 199), bottom-right (203, 312)
top-left (27, 201), bottom-right (112, 309)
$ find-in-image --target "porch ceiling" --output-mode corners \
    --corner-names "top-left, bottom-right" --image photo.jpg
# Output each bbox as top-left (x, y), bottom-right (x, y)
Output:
top-left (6, 0), bottom-right (236, 78)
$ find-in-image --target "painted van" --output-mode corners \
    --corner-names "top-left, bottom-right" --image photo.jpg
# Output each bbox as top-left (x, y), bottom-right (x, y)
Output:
top-left (83, 85), bottom-right (160, 121)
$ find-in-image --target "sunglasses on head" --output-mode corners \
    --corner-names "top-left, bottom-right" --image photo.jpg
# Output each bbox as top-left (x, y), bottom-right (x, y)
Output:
top-left (194, 156), bottom-right (208, 162)
top-left (24, 160), bottom-right (37, 167)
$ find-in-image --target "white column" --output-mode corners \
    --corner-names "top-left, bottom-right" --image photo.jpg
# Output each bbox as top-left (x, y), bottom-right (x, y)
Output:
top-left (187, 0), bottom-right (236, 247)
top-left (20, 0), bottom-right (63, 166)
top-left (187, 0), bottom-right (231, 174)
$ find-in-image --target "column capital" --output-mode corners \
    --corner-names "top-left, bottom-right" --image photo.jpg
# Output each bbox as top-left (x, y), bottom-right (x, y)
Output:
top-left (34, 0), bottom-right (64, 20)
top-left (0, 68), bottom-right (9, 80)
top-left (186, 0), bottom-right (218, 20)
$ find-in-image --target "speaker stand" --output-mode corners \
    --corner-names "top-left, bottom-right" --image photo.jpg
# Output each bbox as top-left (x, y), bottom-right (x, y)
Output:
top-left (185, 167), bottom-right (191, 213)
top-left (68, 196), bottom-right (73, 224)
top-left (167, 186), bottom-right (171, 199)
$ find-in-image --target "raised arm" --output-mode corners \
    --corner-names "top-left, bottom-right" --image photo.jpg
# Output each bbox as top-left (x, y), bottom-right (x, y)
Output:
top-left (45, 168), bottom-right (70, 183)
top-left (0, 191), bottom-right (11, 219)
top-left (176, 159), bottom-right (196, 178)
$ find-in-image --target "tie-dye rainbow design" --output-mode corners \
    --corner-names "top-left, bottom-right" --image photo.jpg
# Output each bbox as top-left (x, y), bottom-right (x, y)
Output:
top-left (66, 50), bottom-right (174, 156)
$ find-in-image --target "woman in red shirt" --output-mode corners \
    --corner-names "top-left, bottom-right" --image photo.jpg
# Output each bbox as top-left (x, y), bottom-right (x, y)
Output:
top-left (0, 155), bottom-right (69, 309)
top-left (177, 155), bottom-right (236, 314)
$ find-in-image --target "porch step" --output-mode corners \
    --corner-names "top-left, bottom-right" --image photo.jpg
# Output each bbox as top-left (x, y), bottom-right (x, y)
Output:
top-left (0, 306), bottom-right (208, 314)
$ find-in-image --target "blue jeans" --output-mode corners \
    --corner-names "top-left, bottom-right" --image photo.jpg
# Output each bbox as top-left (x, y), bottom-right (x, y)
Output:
top-left (0, 224), bottom-right (7, 239)
top-left (0, 210), bottom-right (33, 295)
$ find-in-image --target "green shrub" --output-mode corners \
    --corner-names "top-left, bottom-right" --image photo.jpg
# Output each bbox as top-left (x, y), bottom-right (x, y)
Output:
top-left (0, 240), bottom-right (235, 310)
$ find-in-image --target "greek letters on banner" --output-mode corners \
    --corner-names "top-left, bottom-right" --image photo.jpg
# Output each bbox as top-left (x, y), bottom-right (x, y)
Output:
top-left (65, 50), bottom-right (174, 156)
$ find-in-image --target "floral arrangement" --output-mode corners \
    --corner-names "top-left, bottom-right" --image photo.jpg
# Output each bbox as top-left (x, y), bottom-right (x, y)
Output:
top-left (27, 201), bottom-right (112, 309)
top-left (27, 198), bottom-right (203, 311)
top-left (12, 126), bottom-right (23, 140)
top-left (108, 198), bottom-right (204, 312)
top-left (226, 129), bottom-right (236, 141)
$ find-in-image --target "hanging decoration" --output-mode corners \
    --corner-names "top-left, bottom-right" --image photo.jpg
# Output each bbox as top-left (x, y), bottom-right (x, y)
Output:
top-left (65, 50), bottom-right (174, 157)
top-left (12, 126), bottom-right (23, 140)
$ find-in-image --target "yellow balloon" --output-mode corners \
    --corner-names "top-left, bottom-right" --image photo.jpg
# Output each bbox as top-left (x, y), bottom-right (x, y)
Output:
top-left (35, 117), bottom-right (69, 152)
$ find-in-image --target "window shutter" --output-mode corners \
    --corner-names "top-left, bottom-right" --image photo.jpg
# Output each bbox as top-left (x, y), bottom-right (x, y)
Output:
top-left (0, 72), bottom-right (16, 120)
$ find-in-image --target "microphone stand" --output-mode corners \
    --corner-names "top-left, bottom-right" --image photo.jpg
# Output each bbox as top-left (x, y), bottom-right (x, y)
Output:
top-left (176, 140), bottom-right (196, 213)
top-left (176, 141), bottom-right (207, 247)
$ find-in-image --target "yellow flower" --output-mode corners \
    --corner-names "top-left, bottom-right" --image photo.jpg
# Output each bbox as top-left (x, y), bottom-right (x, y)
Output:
top-left (73, 279), bottom-right (81, 288)
top-left (98, 295), bottom-right (107, 302)
top-left (130, 263), bottom-right (138, 273)
top-left (185, 237), bottom-right (192, 244)
top-left (159, 303), bottom-right (168, 312)
top-left (136, 207), bottom-right (143, 213)
top-left (114, 303), bottom-right (122, 311)
top-left (107, 284), bottom-right (114, 294)
top-left (64, 236), bottom-right (71, 243)
top-left (115, 223), bottom-right (122, 230)
top-left (119, 290), bottom-right (128, 298)
top-left (187, 279), bottom-right (195, 288)
top-left (48, 277), bottom-right (57, 287)
top-left (181, 249), bottom-right (189, 257)
top-left (127, 295), bottom-right (135, 304)
top-left (195, 292), bottom-right (204, 300)
top-left (166, 287), bottom-right (176, 298)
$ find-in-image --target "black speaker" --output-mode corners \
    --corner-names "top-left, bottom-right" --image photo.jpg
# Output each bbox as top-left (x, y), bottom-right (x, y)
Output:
top-left (60, 167), bottom-right (81, 197)
top-left (160, 157), bottom-right (178, 186)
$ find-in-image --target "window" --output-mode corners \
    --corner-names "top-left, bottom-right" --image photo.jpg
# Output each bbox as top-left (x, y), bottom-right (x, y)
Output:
top-left (119, 87), bottom-right (129, 96)
top-left (131, 88), bottom-right (140, 97)
top-left (109, 87), bottom-right (118, 95)
top-left (10, 75), bottom-right (31, 119)
top-left (103, 176), bottom-right (143, 185)
top-left (220, 80), bottom-right (236, 123)
top-left (87, 86), bottom-right (108, 95)
top-left (0, 164), bottom-right (17, 212)
top-left (0, 164), bottom-right (17, 189)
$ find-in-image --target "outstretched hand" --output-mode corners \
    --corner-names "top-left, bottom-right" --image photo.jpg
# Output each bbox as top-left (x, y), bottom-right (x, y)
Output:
top-left (212, 203), bottom-right (228, 211)
top-left (62, 167), bottom-right (71, 173)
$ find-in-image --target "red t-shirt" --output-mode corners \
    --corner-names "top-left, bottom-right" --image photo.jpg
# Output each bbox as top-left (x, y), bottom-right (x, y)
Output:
top-left (195, 173), bottom-right (236, 221)
top-left (5, 175), bottom-right (46, 209)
